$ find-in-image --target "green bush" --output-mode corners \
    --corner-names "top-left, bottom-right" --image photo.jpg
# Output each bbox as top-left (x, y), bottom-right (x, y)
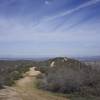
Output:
top-left (0, 60), bottom-right (35, 88)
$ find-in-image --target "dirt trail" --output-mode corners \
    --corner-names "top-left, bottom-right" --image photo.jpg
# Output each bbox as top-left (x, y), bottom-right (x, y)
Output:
top-left (0, 67), bottom-right (69, 100)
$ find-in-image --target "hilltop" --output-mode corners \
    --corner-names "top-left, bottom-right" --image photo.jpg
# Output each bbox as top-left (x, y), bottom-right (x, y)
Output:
top-left (36, 57), bottom-right (100, 96)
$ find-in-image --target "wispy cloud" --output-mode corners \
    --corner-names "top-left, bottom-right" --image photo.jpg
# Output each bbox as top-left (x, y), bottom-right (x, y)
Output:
top-left (45, 0), bottom-right (100, 21)
top-left (0, 0), bottom-right (100, 57)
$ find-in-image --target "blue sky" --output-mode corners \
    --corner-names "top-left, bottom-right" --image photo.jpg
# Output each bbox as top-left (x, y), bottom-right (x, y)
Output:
top-left (0, 0), bottom-right (100, 58)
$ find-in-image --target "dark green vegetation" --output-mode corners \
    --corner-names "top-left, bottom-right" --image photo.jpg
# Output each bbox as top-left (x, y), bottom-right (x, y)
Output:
top-left (0, 60), bottom-right (38, 88)
top-left (36, 57), bottom-right (100, 96)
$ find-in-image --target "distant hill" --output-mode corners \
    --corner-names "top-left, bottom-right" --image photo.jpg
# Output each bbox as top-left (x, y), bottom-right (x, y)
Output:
top-left (75, 56), bottom-right (100, 62)
top-left (1, 56), bottom-right (100, 62)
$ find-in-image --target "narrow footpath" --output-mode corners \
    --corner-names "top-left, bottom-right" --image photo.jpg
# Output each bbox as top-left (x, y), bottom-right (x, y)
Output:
top-left (0, 67), bottom-right (69, 100)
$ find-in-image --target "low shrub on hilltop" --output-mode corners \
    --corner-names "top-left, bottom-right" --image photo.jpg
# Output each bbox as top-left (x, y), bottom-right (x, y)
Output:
top-left (36, 57), bottom-right (100, 96)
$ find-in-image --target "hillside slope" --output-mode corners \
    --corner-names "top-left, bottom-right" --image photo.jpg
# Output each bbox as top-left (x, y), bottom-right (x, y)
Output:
top-left (0, 67), bottom-right (68, 100)
top-left (36, 57), bottom-right (100, 96)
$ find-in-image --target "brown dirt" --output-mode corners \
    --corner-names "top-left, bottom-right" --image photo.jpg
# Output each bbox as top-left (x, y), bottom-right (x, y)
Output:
top-left (0, 67), bottom-right (69, 100)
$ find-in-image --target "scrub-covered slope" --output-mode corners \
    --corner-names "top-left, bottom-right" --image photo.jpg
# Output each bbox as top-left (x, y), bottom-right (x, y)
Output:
top-left (36, 57), bottom-right (100, 96)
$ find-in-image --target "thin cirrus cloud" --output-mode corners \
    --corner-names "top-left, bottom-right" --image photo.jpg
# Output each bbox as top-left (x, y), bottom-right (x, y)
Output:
top-left (44, 0), bottom-right (100, 21)
top-left (0, 0), bottom-right (100, 57)
top-left (33, 0), bottom-right (100, 33)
